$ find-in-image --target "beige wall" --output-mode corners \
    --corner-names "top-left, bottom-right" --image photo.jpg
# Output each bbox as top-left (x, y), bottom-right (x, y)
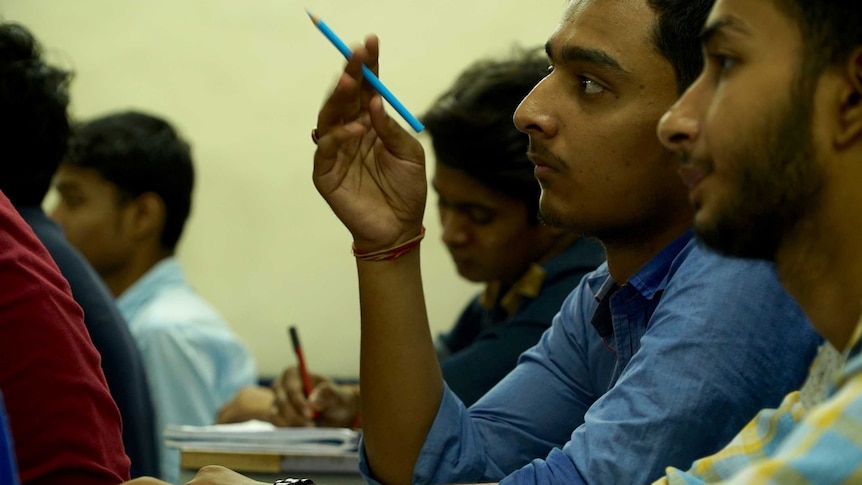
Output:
top-left (1, 1), bottom-right (564, 378)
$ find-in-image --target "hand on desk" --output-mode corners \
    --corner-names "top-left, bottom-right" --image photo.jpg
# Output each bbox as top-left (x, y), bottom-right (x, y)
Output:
top-left (121, 477), bottom-right (171, 484)
top-left (184, 465), bottom-right (269, 485)
top-left (273, 367), bottom-right (360, 428)
top-left (216, 385), bottom-right (278, 424)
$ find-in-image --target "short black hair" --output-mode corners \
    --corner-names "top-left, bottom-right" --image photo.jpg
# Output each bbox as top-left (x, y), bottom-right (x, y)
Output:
top-left (771, 0), bottom-right (862, 77)
top-left (648, 0), bottom-right (716, 93)
top-left (66, 111), bottom-right (194, 250)
top-left (0, 22), bottom-right (72, 206)
top-left (421, 47), bottom-right (548, 224)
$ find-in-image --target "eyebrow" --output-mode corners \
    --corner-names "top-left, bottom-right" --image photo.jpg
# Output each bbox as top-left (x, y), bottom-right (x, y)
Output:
top-left (54, 180), bottom-right (77, 192)
top-left (700, 16), bottom-right (752, 46)
top-left (545, 41), bottom-right (632, 76)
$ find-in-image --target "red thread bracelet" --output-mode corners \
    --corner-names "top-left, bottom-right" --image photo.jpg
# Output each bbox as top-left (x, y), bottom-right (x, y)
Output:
top-left (352, 226), bottom-right (426, 262)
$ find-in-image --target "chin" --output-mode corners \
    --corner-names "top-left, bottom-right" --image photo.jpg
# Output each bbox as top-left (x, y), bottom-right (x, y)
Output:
top-left (455, 266), bottom-right (484, 283)
top-left (537, 202), bottom-right (569, 229)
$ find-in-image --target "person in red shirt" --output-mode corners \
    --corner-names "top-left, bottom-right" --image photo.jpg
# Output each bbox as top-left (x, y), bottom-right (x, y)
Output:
top-left (0, 22), bottom-right (131, 485)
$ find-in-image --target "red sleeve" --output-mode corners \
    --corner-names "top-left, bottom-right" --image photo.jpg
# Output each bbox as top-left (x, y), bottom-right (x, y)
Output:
top-left (0, 193), bottom-right (130, 485)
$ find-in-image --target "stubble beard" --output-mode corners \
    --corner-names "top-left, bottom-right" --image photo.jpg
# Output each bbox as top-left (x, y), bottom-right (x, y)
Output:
top-left (695, 77), bottom-right (824, 261)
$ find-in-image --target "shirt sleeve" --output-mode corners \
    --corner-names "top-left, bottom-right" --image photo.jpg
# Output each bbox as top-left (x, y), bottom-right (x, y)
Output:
top-left (377, 248), bottom-right (819, 485)
top-left (441, 315), bottom-right (553, 408)
top-left (368, 281), bottom-right (601, 485)
top-left (504, 253), bottom-right (820, 485)
top-left (657, 391), bottom-right (806, 484)
top-left (714, 376), bottom-right (862, 484)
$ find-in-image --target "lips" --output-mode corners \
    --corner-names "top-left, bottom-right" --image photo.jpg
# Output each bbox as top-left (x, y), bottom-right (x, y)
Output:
top-left (528, 152), bottom-right (561, 179)
top-left (678, 164), bottom-right (708, 190)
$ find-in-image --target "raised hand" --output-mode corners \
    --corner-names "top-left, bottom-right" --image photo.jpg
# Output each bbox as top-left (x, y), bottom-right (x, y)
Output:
top-left (312, 35), bottom-right (427, 251)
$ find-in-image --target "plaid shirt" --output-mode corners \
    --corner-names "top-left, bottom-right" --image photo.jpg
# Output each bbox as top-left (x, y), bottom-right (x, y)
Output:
top-left (656, 320), bottom-right (862, 484)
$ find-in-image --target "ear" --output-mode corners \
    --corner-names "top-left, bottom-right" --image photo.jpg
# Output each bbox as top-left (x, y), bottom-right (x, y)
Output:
top-left (836, 47), bottom-right (862, 147)
top-left (128, 192), bottom-right (166, 242)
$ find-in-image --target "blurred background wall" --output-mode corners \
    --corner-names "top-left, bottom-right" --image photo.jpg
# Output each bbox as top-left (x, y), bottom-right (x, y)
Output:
top-left (0, 0), bottom-right (563, 379)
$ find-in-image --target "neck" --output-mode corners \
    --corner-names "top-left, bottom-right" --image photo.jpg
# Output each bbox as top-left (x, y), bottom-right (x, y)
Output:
top-left (602, 210), bottom-right (693, 284)
top-left (103, 245), bottom-right (173, 298)
top-left (775, 176), bottom-right (862, 350)
top-left (541, 231), bottom-right (584, 264)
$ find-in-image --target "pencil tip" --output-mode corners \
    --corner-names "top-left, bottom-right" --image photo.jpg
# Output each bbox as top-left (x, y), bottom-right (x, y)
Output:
top-left (305, 9), bottom-right (318, 24)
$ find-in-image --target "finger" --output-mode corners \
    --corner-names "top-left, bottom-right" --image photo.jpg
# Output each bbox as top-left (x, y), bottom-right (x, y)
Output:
top-left (316, 46), bottom-right (369, 138)
top-left (359, 35), bottom-right (381, 110)
top-left (316, 69), bottom-right (362, 137)
top-left (312, 121), bottom-right (366, 185)
top-left (368, 94), bottom-right (425, 162)
top-left (214, 404), bottom-right (234, 424)
top-left (308, 382), bottom-right (339, 411)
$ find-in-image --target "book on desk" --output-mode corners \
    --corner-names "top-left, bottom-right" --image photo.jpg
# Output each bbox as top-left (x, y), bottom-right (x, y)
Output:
top-left (165, 420), bottom-right (361, 475)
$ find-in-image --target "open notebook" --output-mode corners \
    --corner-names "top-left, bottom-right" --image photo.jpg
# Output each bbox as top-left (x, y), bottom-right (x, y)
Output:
top-left (164, 420), bottom-right (360, 454)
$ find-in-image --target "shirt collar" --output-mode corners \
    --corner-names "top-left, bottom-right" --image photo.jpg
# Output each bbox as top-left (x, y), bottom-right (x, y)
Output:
top-left (480, 263), bottom-right (547, 316)
top-left (587, 230), bottom-right (694, 301)
top-left (116, 256), bottom-right (184, 321)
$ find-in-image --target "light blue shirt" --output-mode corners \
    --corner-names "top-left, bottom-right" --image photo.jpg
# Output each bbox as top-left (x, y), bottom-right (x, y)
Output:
top-left (359, 233), bottom-right (822, 485)
top-left (118, 257), bottom-right (256, 484)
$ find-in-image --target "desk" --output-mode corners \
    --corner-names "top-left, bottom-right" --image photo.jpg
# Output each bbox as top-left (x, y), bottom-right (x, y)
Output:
top-left (179, 448), bottom-right (364, 485)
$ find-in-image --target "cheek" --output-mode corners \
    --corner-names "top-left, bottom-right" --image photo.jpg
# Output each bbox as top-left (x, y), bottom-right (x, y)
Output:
top-left (65, 213), bottom-right (109, 248)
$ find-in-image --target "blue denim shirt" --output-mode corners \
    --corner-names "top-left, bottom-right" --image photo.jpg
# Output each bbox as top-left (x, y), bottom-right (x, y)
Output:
top-left (0, 392), bottom-right (19, 485)
top-left (359, 232), bottom-right (821, 485)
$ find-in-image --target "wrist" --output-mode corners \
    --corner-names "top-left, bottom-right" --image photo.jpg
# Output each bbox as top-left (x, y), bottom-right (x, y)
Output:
top-left (352, 226), bottom-right (425, 262)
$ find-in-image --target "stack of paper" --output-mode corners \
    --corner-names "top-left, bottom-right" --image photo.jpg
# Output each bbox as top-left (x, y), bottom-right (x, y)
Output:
top-left (164, 420), bottom-right (360, 454)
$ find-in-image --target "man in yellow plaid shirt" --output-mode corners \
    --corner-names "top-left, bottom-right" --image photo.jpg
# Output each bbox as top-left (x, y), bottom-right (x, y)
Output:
top-left (657, 0), bottom-right (862, 482)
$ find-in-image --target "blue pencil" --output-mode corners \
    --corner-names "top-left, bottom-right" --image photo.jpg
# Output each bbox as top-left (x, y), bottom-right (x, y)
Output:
top-left (306, 10), bottom-right (425, 133)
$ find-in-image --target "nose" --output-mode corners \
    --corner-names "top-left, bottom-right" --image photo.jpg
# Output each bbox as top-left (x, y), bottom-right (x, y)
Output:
top-left (657, 84), bottom-right (703, 153)
top-left (513, 76), bottom-right (558, 139)
top-left (440, 209), bottom-right (470, 247)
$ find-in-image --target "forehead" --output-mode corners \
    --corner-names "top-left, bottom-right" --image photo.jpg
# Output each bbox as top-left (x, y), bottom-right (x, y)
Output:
top-left (705, 0), bottom-right (800, 49)
top-left (433, 164), bottom-right (522, 205)
top-left (549, 0), bottom-right (659, 66)
top-left (55, 165), bottom-right (114, 193)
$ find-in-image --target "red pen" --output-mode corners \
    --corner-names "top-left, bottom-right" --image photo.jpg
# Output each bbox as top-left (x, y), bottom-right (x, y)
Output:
top-left (288, 326), bottom-right (320, 420)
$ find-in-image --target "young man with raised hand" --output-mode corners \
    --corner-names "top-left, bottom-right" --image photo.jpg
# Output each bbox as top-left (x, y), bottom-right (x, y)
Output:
top-left (217, 49), bottom-right (605, 428)
top-left (303, 0), bottom-right (820, 484)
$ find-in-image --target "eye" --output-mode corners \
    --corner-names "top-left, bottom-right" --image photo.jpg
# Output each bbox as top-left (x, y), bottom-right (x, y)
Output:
top-left (708, 53), bottom-right (738, 74)
top-left (579, 77), bottom-right (605, 95)
top-left (465, 207), bottom-right (496, 225)
top-left (58, 193), bottom-right (84, 209)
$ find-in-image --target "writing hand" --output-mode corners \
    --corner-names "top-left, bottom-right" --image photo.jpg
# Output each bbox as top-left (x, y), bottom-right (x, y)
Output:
top-left (271, 366), bottom-right (326, 427)
top-left (272, 367), bottom-right (360, 428)
top-left (308, 382), bottom-right (360, 429)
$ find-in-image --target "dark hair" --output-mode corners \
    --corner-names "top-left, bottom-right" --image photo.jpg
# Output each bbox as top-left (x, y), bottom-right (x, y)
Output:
top-left (67, 111), bottom-right (194, 250)
top-left (421, 47), bottom-right (548, 224)
top-left (771, 0), bottom-right (862, 77)
top-left (648, 0), bottom-right (716, 93)
top-left (0, 22), bottom-right (72, 206)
